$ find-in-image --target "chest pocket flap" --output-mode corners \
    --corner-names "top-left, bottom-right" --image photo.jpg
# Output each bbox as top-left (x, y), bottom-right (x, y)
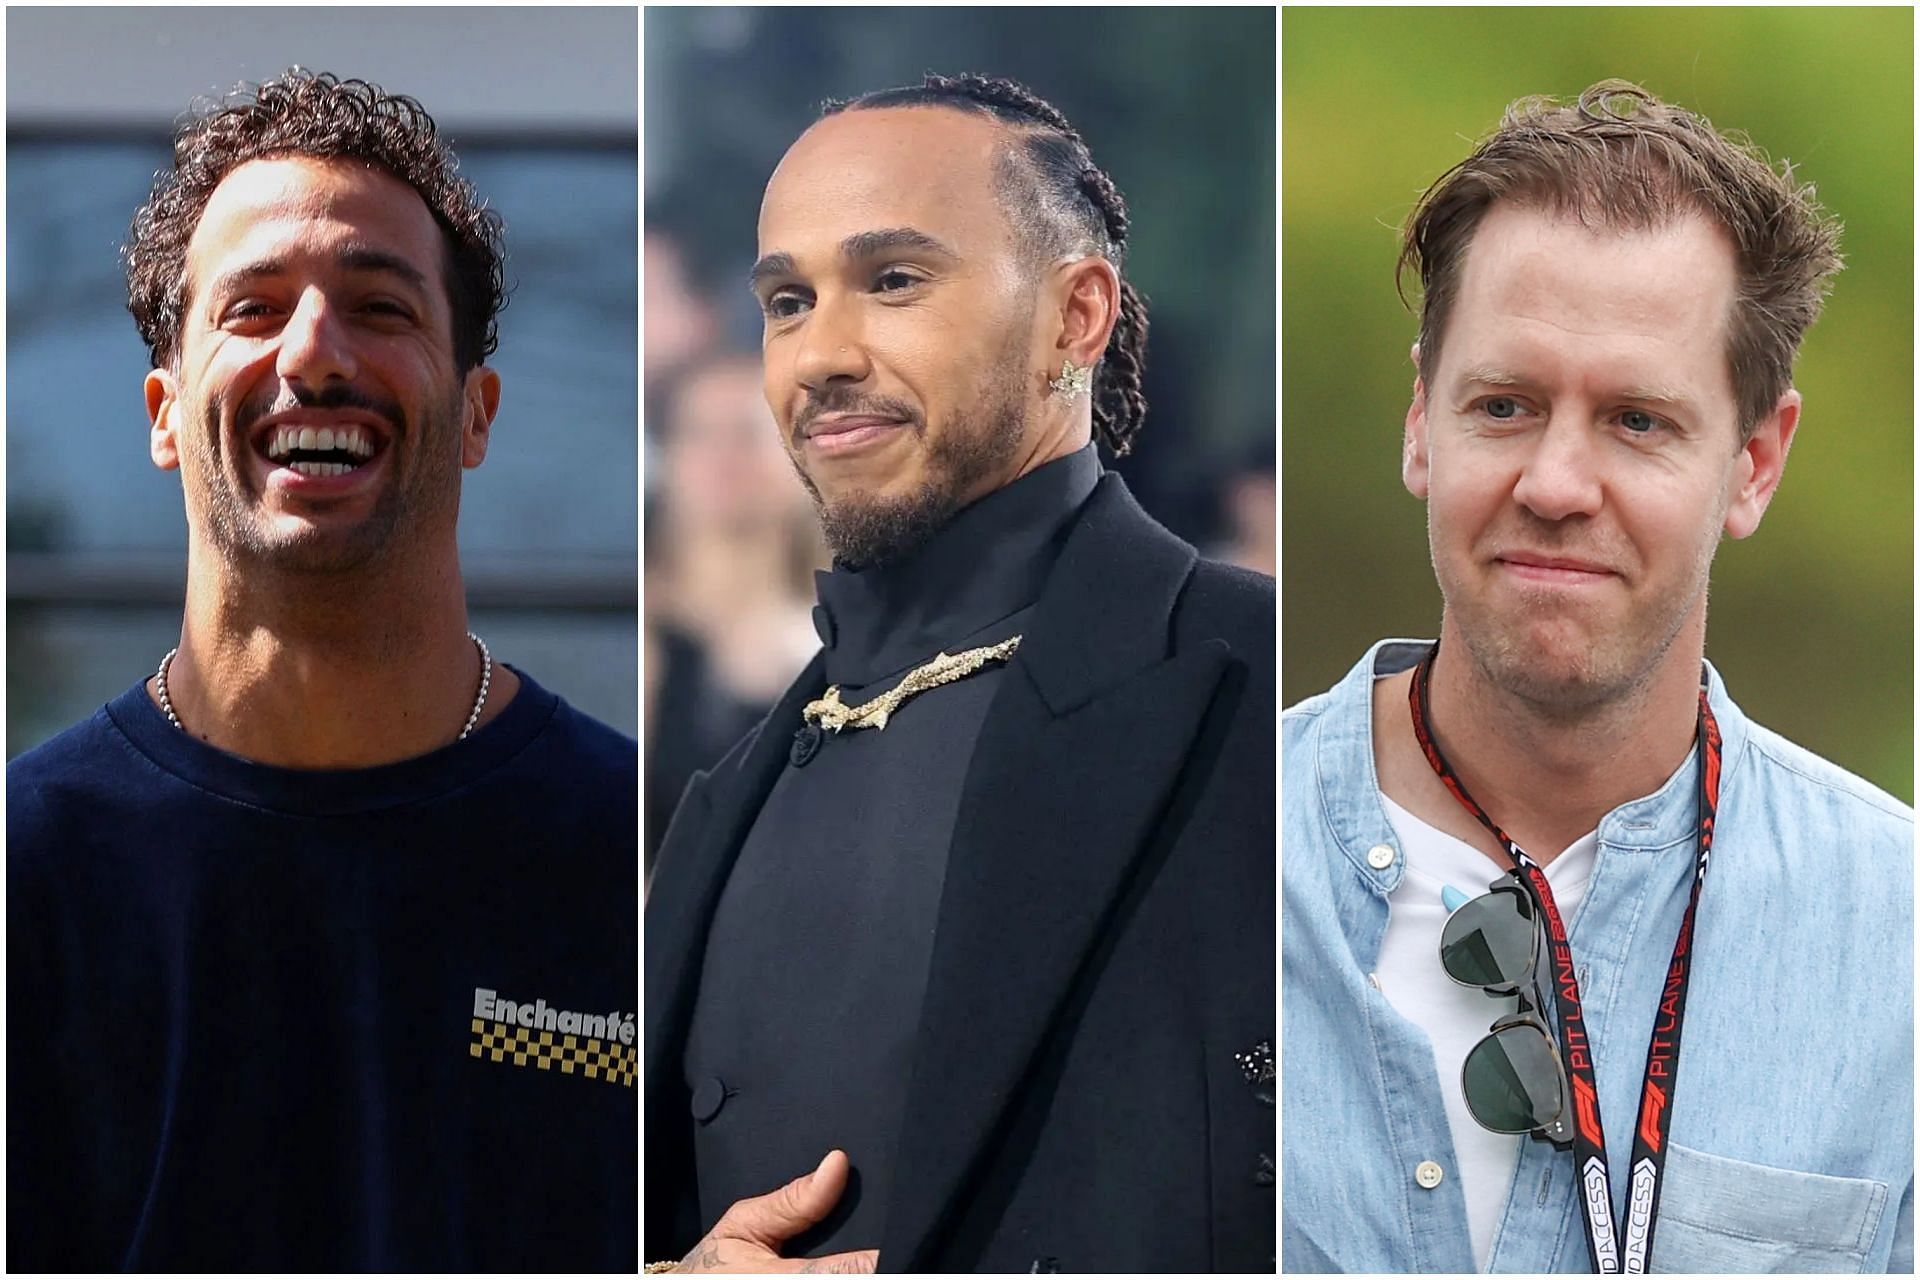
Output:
top-left (1653, 1142), bottom-right (1889, 1273)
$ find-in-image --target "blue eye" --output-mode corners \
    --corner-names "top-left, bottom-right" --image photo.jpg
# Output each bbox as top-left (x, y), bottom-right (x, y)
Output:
top-left (1484, 397), bottom-right (1520, 419)
top-left (1621, 410), bottom-right (1660, 434)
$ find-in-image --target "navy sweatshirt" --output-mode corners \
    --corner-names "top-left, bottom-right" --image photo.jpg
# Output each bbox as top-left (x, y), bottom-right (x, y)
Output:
top-left (7, 667), bottom-right (637, 1271)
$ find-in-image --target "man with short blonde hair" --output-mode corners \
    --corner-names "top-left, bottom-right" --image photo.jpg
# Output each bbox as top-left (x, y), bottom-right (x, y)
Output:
top-left (1283, 81), bottom-right (1910, 1274)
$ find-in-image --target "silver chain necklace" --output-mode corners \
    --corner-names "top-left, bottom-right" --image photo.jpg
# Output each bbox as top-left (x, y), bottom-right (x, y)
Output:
top-left (155, 632), bottom-right (492, 742)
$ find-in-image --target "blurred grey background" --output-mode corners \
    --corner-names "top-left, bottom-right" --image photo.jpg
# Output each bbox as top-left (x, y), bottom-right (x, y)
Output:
top-left (7, 6), bottom-right (640, 756)
top-left (640, 6), bottom-right (1276, 864)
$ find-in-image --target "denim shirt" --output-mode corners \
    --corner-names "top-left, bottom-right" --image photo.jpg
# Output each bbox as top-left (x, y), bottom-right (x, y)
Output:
top-left (1282, 641), bottom-right (1914, 1273)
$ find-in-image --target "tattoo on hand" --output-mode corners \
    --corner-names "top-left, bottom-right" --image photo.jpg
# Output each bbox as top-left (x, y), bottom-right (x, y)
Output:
top-left (685, 1238), bottom-right (725, 1270)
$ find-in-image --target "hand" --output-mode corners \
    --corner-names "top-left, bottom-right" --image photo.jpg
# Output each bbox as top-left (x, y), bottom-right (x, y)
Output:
top-left (673, 1150), bottom-right (880, 1273)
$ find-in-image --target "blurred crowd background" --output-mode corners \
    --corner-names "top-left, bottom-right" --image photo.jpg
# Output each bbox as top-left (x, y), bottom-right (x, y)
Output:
top-left (1284, 7), bottom-right (1913, 802)
top-left (7, 7), bottom-right (639, 756)
top-left (644, 7), bottom-right (1277, 864)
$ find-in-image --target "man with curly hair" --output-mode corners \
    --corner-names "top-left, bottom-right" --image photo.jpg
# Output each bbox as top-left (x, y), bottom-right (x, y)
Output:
top-left (643, 74), bottom-right (1275, 1273)
top-left (7, 70), bottom-right (636, 1271)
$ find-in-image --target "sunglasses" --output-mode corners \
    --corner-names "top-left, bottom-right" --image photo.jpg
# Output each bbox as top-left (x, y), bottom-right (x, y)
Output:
top-left (1438, 873), bottom-right (1575, 1148)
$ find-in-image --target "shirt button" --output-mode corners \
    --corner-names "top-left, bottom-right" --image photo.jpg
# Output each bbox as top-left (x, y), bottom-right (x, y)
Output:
top-left (1367, 844), bottom-right (1396, 870)
top-left (1415, 1160), bottom-right (1444, 1189)
top-left (790, 723), bottom-right (823, 767)
top-left (690, 1076), bottom-right (728, 1123)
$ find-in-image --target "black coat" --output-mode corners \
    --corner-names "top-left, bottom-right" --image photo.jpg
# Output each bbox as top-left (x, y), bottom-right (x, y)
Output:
top-left (645, 475), bottom-right (1275, 1273)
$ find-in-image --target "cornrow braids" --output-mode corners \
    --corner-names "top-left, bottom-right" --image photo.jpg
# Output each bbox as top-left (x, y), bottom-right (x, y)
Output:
top-left (823, 73), bottom-right (1150, 456)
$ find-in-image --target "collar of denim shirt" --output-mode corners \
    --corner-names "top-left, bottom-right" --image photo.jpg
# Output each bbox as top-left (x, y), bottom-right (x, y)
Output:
top-left (1310, 637), bottom-right (1752, 899)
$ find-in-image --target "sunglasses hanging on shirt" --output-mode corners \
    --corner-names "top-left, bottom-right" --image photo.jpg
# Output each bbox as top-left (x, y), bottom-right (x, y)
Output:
top-left (1410, 642), bottom-right (1723, 1275)
top-left (1439, 871), bottom-right (1575, 1147)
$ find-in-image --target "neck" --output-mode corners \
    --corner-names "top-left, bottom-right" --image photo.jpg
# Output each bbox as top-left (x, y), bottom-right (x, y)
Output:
top-left (154, 540), bottom-right (519, 768)
top-left (1377, 621), bottom-right (1703, 867)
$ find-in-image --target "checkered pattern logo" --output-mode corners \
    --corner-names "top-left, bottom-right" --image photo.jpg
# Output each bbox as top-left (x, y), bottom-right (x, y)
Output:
top-left (470, 1019), bottom-right (636, 1087)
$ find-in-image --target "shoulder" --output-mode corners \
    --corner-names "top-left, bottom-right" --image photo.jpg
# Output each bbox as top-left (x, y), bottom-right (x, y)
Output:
top-left (8, 709), bottom-right (138, 822)
top-left (1281, 660), bottom-right (1359, 761)
top-left (7, 708), bottom-right (147, 887)
top-left (1731, 717), bottom-right (1913, 859)
top-left (1282, 681), bottom-right (1340, 732)
top-left (547, 698), bottom-right (639, 765)
top-left (530, 697), bottom-right (639, 804)
top-left (1176, 557), bottom-right (1275, 640)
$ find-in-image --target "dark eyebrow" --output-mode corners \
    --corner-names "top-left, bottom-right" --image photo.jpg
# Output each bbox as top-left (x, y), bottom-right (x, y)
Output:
top-left (336, 245), bottom-right (431, 293)
top-left (747, 250), bottom-right (796, 294)
top-left (204, 258), bottom-right (287, 302)
top-left (204, 246), bottom-right (431, 303)
top-left (839, 226), bottom-right (957, 263)
top-left (747, 226), bottom-right (959, 294)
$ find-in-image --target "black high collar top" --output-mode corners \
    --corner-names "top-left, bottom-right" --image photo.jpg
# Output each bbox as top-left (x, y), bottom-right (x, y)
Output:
top-left (811, 444), bottom-right (1102, 689)
top-left (684, 444), bottom-right (1101, 1255)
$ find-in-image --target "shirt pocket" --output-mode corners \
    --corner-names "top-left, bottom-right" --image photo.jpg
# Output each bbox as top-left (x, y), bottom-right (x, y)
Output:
top-left (1652, 1142), bottom-right (1889, 1273)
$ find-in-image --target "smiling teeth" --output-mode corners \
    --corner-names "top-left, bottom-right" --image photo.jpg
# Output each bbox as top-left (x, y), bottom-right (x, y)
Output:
top-left (288, 461), bottom-right (355, 477)
top-left (265, 424), bottom-right (376, 460)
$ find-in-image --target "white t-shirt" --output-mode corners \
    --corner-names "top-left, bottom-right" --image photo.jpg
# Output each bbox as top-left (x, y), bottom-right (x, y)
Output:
top-left (1375, 792), bottom-right (1596, 1271)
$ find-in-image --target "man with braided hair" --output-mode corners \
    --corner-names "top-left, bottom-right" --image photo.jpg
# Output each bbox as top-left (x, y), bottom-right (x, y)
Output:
top-left (645, 74), bottom-right (1275, 1272)
top-left (8, 71), bottom-right (636, 1270)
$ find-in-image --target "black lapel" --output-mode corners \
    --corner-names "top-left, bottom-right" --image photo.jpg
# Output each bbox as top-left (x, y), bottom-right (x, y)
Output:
top-left (643, 651), bottom-right (827, 1094)
top-left (879, 477), bottom-right (1233, 1270)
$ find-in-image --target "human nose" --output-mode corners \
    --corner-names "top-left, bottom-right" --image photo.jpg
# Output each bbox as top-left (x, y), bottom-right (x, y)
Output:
top-left (1510, 412), bottom-right (1604, 521)
top-left (791, 292), bottom-right (871, 392)
top-left (274, 288), bottom-right (357, 387)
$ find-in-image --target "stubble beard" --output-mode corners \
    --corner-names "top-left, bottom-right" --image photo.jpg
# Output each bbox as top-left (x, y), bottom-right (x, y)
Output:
top-left (798, 342), bottom-right (1031, 571)
top-left (187, 381), bottom-right (465, 580)
top-left (1434, 513), bottom-right (1720, 720)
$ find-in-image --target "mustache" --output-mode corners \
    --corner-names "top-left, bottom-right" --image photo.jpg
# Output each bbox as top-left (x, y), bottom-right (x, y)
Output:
top-left (230, 383), bottom-right (407, 434)
top-left (793, 390), bottom-right (919, 440)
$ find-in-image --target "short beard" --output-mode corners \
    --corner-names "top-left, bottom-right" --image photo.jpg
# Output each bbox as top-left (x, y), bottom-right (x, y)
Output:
top-left (188, 380), bottom-right (462, 578)
top-left (803, 366), bottom-right (1029, 571)
top-left (813, 409), bottom-right (1024, 569)
top-left (1434, 510), bottom-right (1720, 720)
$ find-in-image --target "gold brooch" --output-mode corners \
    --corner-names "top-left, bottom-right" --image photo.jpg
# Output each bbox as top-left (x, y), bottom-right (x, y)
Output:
top-left (803, 636), bottom-right (1023, 733)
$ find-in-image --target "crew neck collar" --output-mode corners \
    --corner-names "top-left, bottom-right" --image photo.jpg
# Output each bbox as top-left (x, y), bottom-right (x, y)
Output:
top-left (106, 663), bottom-right (560, 816)
top-left (812, 445), bottom-right (1101, 687)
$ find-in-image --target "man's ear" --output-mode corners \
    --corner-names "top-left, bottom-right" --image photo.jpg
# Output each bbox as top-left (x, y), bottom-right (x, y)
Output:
top-left (460, 365), bottom-right (503, 469)
top-left (146, 367), bottom-right (181, 472)
top-left (1723, 389), bottom-right (1800, 539)
top-left (1053, 255), bottom-right (1121, 369)
top-left (1404, 343), bottom-right (1430, 499)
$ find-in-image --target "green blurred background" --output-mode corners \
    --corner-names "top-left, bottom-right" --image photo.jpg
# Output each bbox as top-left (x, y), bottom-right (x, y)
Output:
top-left (1282, 7), bottom-right (1913, 802)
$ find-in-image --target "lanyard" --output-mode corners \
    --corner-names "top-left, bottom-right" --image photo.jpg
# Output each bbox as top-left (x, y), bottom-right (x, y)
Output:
top-left (1408, 644), bottom-right (1721, 1274)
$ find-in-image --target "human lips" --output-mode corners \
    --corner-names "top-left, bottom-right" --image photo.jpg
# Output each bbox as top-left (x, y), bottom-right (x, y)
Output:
top-left (1495, 551), bottom-right (1618, 585)
top-left (802, 413), bottom-right (910, 455)
top-left (249, 409), bottom-right (392, 486)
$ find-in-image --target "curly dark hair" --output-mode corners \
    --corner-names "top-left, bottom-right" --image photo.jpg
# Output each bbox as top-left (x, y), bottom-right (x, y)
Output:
top-left (125, 68), bottom-right (507, 373)
top-left (822, 73), bottom-right (1150, 457)
top-left (1398, 79), bottom-right (1843, 439)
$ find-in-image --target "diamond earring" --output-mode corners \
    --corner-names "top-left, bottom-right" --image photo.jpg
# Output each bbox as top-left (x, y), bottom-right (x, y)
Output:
top-left (1049, 357), bottom-right (1092, 400)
